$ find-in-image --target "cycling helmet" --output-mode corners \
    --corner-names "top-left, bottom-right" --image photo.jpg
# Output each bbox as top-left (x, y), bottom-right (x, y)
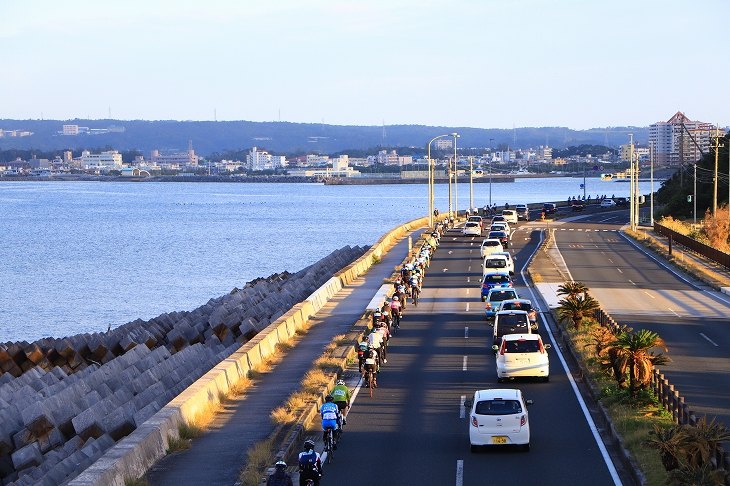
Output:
top-left (304, 439), bottom-right (315, 450)
top-left (325, 394), bottom-right (334, 402)
top-left (393, 296), bottom-right (399, 301)
top-left (336, 379), bottom-right (345, 386)
top-left (275, 461), bottom-right (287, 469)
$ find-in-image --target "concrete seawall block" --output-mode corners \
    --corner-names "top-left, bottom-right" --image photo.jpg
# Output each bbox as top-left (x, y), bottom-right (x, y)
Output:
top-left (11, 443), bottom-right (42, 472)
top-left (72, 409), bottom-right (105, 442)
top-left (21, 402), bottom-right (56, 438)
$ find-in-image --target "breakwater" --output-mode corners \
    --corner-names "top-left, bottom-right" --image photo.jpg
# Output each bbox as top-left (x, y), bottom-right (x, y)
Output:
top-left (0, 245), bottom-right (367, 486)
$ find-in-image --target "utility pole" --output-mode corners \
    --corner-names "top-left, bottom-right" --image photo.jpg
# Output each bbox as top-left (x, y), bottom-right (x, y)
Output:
top-left (469, 156), bottom-right (474, 210)
top-left (629, 134), bottom-right (635, 230)
top-left (650, 140), bottom-right (654, 227)
top-left (713, 125), bottom-right (720, 216)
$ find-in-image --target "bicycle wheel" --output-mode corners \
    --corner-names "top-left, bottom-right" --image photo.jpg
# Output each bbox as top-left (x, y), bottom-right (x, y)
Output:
top-left (413, 290), bottom-right (419, 307)
top-left (368, 371), bottom-right (373, 397)
top-left (326, 430), bottom-right (333, 463)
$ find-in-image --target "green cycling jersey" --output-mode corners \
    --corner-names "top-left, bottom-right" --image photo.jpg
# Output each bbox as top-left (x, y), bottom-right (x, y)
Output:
top-left (331, 384), bottom-right (350, 404)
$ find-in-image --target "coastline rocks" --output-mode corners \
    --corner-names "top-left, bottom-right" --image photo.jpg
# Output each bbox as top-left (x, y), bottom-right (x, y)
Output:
top-left (0, 244), bottom-right (367, 485)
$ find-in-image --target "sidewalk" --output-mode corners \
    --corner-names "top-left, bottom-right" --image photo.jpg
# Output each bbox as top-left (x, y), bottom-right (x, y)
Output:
top-left (145, 230), bottom-right (420, 486)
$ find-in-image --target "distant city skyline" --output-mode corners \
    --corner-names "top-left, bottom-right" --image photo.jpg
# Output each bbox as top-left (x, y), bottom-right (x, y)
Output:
top-left (1, 1), bottom-right (728, 130)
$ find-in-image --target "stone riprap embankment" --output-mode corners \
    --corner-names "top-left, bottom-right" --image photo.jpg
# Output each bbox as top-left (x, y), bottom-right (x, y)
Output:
top-left (0, 245), bottom-right (367, 486)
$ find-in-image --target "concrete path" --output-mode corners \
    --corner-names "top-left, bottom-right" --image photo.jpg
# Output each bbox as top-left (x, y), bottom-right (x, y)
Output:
top-left (145, 230), bottom-right (420, 486)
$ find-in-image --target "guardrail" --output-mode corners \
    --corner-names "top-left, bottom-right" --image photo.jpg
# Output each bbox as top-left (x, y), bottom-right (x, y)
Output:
top-left (593, 308), bottom-right (730, 481)
top-left (654, 222), bottom-right (730, 269)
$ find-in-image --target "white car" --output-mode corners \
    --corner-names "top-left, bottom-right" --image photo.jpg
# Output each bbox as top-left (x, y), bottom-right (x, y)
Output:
top-left (489, 222), bottom-right (510, 234)
top-left (462, 221), bottom-right (482, 236)
top-left (600, 198), bottom-right (617, 208)
top-left (493, 334), bottom-right (551, 383)
top-left (492, 251), bottom-right (515, 275)
top-left (483, 254), bottom-right (510, 277)
top-left (502, 209), bottom-right (518, 224)
top-left (480, 238), bottom-right (503, 258)
top-left (464, 388), bottom-right (533, 452)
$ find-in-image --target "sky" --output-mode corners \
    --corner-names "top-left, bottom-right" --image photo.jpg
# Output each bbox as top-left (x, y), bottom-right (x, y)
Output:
top-left (1, 0), bottom-right (728, 130)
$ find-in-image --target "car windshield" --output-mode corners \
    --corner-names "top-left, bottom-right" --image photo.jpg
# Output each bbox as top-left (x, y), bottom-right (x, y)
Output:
top-left (504, 340), bottom-right (540, 353)
top-left (466, 222), bottom-right (479, 227)
top-left (488, 232), bottom-right (506, 238)
top-left (475, 400), bottom-right (522, 415)
top-left (485, 275), bottom-right (509, 283)
top-left (483, 241), bottom-right (500, 247)
top-left (502, 302), bottom-right (531, 312)
top-left (485, 259), bottom-right (506, 268)
top-left (497, 314), bottom-right (528, 326)
top-left (490, 291), bottom-right (517, 302)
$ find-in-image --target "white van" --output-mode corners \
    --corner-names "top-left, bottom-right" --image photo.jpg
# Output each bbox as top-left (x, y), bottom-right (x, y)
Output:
top-left (486, 252), bottom-right (515, 275)
top-left (480, 238), bottom-right (503, 259)
top-left (482, 254), bottom-right (510, 278)
top-left (502, 209), bottom-right (518, 224)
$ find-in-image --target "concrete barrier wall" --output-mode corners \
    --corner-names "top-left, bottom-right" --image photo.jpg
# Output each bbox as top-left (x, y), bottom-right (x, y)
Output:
top-left (69, 216), bottom-right (428, 486)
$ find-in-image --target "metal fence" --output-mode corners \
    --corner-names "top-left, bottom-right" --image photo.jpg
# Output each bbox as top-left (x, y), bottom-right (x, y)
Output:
top-left (654, 222), bottom-right (730, 269)
top-left (593, 308), bottom-right (730, 481)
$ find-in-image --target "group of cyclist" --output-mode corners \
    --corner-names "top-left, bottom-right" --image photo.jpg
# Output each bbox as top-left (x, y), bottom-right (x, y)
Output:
top-left (267, 230), bottom-right (440, 486)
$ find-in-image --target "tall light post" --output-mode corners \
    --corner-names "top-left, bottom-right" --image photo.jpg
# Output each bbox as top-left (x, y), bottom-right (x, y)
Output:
top-left (650, 140), bottom-right (654, 227)
top-left (453, 133), bottom-right (460, 218)
top-left (629, 134), bottom-right (636, 231)
top-left (427, 134), bottom-right (452, 227)
top-left (469, 155), bottom-right (474, 210)
top-left (489, 138), bottom-right (493, 207)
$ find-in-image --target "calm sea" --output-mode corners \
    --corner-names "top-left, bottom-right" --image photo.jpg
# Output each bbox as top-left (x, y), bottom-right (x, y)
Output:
top-left (0, 177), bottom-right (657, 342)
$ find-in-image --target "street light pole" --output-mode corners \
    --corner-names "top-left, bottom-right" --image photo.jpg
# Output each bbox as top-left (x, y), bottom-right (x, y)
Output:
top-left (427, 134), bottom-right (451, 228)
top-left (469, 156), bottom-right (474, 210)
top-left (650, 140), bottom-right (654, 227)
top-left (453, 133), bottom-right (459, 218)
top-left (489, 138), bottom-right (493, 207)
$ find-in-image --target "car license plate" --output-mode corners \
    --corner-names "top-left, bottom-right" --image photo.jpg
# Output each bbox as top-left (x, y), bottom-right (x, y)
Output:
top-left (516, 359), bottom-right (529, 365)
top-left (492, 436), bottom-right (507, 444)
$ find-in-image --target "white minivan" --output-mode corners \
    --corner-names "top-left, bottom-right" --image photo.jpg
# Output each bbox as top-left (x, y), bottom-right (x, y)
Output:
top-left (502, 209), bottom-right (518, 224)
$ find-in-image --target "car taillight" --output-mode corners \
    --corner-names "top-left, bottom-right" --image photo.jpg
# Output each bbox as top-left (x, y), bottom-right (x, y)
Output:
top-left (520, 415), bottom-right (526, 426)
top-left (500, 342), bottom-right (506, 355)
top-left (472, 416), bottom-right (478, 427)
top-left (486, 302), bottom-right (492, 310)
top-left (539, 339), bottom-right (545, 354)
top-left (508, 282), bottom-right (513, 287)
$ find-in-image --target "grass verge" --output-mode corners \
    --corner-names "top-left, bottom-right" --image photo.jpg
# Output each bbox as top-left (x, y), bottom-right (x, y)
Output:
top-left (125, 478), bottom-right (150, 486)
top-left (238, 437), bottom-right (275, 486)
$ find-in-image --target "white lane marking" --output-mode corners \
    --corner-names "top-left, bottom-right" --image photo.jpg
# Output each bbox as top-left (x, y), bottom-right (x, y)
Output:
top-left (644, 291), bottom-right (655, 298)
top-left (465, 302), bottom-right (470, 311)
top-left (459, 396), bottom-right (466, 418)
top-left (700, 333), bottom-right (719, 346)
top-left (601, 251), bottom-right (605, 255)
top-left (448, 251), bottom-right (453, 254)
top-left (443, 268), bottom-right (448, 272)
top-left (464, 327), bottom-right (469, 338)
top-left (668, 307), bottom-right (680, 317)
top-left (467, 277), bottom-right (470, 283)
top-left (608, 259), bottom-right (613, 263)
top-left (521, 232), bottom-right (623, 486)
top-left (462, 356), bottom-right (468, 371)
top-left (468, 266), bottom-right (471, 272)
top-left (456, 460), bottom-right (464, 486)
top-left (617, 268), bottom-right (623, 274)
top-left (628, 280), bottom-right (636, 286)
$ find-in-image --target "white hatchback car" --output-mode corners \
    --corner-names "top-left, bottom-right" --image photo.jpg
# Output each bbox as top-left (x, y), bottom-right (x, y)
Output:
top-left (462, 221), bottom-right (482, 236)
top-left (464, 388), bottom-right (533, 452)
top-left (480, 238), bottom-right (503, 258)
top-left (492, 334), bottom-right (551, 383)
top-left (600, 198), bottom-right (617, 208)
top-left (492, 251), bottom-right (515, 275)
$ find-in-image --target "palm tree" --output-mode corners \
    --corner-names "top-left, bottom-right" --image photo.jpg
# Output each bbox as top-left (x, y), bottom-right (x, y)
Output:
top-left (556, 294), bottom-right (600, 330)
top-left (557, 281), bottom-right (589, 298)
top-left (644, 424), bottom-right (690, 471)
top-left (607, 329), bottom-right (670, 397)
top-left (665, 463), bottom-right (725, 486)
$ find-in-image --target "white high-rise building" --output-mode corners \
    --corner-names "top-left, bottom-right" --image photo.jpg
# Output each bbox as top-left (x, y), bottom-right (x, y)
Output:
top-left (81, 150), bottom-right (123, 168)
top-left (248, 147), bottom-right (287, 170)
top-left (649, 112), bottom-right (718, 166)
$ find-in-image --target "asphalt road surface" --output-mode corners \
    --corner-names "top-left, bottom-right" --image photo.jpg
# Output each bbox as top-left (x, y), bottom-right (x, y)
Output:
top-left (546, 209), bottom-right (730, 427)
top-left (316, 222), bottom-right (624, 486)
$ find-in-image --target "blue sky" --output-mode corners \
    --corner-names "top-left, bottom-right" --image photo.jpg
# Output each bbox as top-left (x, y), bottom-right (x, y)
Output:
top-left (1, 0), bottom-right (727, 129)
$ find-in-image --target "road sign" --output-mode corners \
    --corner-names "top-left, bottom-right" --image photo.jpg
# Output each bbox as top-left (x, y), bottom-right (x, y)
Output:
top-left (593, 165), bottom-right (598, 171)
top-left (580, 183), bottom-right (584, 189)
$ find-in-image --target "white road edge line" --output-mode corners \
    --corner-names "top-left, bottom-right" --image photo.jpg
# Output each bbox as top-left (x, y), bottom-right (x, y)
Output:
top-left (465, 303), bottom-right (470, 311)
top-left (645, 291), bottom-right (655, 298)
top-left (456, 460), bottom-right (464, 486)
top-left (464, 327), bottom-right (469, 338)
top-left (459, 396), bottom-right (466, 418)
top-left (521, 231), bottom-right (623, 486)
top-left (700, 333), bottom-right (719, 346)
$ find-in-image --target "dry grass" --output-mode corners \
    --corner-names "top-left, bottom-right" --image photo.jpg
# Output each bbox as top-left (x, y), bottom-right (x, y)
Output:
top-left (301, 368), bottom-right (330, 394)
top-left (228, 375), bottom-right (252, 397)
top-left (275, 341), bottom-right (293, 352)
top-left (287, 391), bottom-right (313, 410)
top-left (166, 435), bottom-right (192, 454)
top-left (270, 406), bottom-right (296, 425)
top-left (125, 478), bottom-right (150, 486)
top-left (248, 358), bottom-right (273, 379)
top-left (313, 355), bottom-right (341, 370)
top-left (179, 421), bottom-right (205, 440)
top-left (238, 438), bottom-right (275, 486)
top-left (332, 334), bottom-right (350, 346)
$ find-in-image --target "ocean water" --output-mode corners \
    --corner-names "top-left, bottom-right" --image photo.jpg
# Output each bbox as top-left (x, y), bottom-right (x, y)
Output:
top-left (0, 177), bottom-right (657, 342)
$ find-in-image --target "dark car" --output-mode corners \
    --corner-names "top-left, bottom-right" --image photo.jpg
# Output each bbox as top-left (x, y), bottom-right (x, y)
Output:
top-left (487, 230), bottom-right (510, 248)
top-left (615, 197), bottom-right (628, 207)
top-left (571, 200), bottom-right (585, 211)
top-left (542, 203), bottom-right (557, 215)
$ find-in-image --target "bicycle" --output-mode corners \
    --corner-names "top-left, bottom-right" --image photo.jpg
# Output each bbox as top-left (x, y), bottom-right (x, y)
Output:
top-left (323, 426), bottom-right (335, 463)
top-left (363, 368), bottom-right (376, 397)
top-left (412, 286), bottom-right (419, 307)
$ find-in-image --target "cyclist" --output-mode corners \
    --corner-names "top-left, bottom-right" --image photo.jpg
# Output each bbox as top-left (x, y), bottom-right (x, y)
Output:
top-left (390, 295), bottom-right (402, 328)
top-left (267, 461), bottom-right (293, 486)
top-left (320, 394), bottom-right (341, 447)
top-left (356, 340), bottom-right (369, 372)
top-left (331, 379), bottom-right (350, 424)
top-left (368, 324), bottom-right (385, 363)
top-left (363, 344), bottom-right (379, 387)
top-left (372, 310), bottom-right (382, 329)
top-left (298, 440), bottom-right (322, 486)
top-left (376, 321), bottom-right (390, 362)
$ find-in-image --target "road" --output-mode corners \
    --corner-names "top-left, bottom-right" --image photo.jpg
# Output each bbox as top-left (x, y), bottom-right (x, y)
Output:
top-left (545, 206), bottom-right (730, 427)
top-left (314, 220), bottom-right (626, 486)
